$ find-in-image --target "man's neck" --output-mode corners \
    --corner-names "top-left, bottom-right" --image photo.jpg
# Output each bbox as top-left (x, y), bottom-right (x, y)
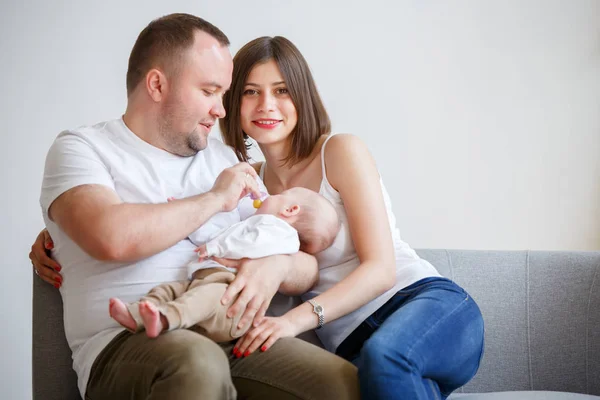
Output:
top-left (122, 103), bottom-right (163, 150)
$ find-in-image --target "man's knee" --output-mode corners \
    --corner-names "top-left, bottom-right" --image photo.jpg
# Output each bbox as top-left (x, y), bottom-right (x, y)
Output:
top-left (162, 329), bottom-right (228, 370)
top-left (269, 338), bottom-right (359, 400)
top-left (157, 330), bottom-right (235, 397)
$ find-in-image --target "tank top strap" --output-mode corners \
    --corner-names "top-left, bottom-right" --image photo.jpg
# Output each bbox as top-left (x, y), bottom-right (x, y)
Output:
top-left (319, 134), bottom-right (338, 194)
top-left (259, 161), bottom-right (266, 181)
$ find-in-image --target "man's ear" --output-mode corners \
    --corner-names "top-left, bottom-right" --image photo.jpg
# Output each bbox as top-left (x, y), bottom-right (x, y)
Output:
top-left (280, 204), bottom-right (301, 218)
top-left (146, 68), bottom-right (168, 102)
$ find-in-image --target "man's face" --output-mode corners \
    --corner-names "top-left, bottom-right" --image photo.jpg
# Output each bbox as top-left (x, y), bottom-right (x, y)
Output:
top-left (159, 31), bottom-right (233, 156)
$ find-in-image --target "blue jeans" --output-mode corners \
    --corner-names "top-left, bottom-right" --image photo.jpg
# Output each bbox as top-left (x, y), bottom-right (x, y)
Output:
top-left (335, 277), bottom-right (484, 400)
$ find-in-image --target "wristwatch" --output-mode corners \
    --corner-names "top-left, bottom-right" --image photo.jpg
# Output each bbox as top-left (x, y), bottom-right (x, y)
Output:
top-left (308, 299), bottom-right (325, 329)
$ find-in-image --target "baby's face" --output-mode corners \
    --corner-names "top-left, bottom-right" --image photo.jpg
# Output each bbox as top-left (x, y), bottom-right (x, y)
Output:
top-left (254, 187), bottom-right (304, 216)
top-left (255, 192), bottom-right (291, 216)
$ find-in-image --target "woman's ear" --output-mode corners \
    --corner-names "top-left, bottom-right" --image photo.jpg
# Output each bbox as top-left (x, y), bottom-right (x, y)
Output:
top-left (280, 204), bottom-right (301, 218)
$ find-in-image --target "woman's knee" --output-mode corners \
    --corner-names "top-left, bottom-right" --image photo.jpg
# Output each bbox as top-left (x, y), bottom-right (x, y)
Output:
top-left (359, 334), bottom-right (415, 374)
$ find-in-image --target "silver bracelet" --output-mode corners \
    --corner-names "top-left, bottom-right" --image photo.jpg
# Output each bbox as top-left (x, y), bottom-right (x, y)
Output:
top-left (307, 299), bottom-right (325, 329)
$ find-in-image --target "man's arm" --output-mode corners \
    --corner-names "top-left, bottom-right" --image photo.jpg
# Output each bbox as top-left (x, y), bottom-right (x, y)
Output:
top-left (49, 184), bottom-right (224, 262)
top-left (48, 162), bottom-right (261, 262)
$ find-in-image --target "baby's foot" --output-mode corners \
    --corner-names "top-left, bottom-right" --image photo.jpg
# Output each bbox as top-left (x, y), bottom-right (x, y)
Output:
top-left (109, 298), bottom-right (137, 331)
top-left (139, 301), bottom-right (166, 338)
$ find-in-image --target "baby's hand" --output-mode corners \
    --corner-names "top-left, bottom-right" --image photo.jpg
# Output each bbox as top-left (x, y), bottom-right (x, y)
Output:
top-left (194, 244), bottom-right (208, 260)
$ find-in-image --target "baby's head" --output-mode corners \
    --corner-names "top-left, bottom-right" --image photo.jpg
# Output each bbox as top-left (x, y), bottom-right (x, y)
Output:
top-left (255, 187), bottom-right (340, 254)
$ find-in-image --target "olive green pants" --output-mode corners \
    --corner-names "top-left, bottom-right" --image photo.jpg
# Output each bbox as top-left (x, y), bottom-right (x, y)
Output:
top-left (85, 329), bottom-right (359, 400)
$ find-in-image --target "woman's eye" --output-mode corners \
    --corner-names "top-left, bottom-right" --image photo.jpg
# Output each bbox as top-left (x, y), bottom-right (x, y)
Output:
top-left (276, 88), bottom-right (288, 95)
top-left (243, 89), bottom-right (258, 96)
top-left (202, 90), bottom-right (215, 97)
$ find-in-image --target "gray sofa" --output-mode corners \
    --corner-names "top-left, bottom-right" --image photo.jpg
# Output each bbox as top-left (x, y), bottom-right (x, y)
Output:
top-left (33, 250), bottom-right (600, 399)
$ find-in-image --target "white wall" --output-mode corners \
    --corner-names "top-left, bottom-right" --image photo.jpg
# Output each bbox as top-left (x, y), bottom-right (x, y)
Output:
top-left (1, 0), bottom-right (598, 398)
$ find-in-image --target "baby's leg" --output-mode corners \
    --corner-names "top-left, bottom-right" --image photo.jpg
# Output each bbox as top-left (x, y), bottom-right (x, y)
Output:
top-left (162, 268), bottom-right (248, 342)
top-left (139, 301), bottom-right (169, 338)
top-left (142, 280), bottom-right (190, 304)
top-left (109, 281), bottom-right (190, 334)
top-left (109, 298), bottom-right (137, 331)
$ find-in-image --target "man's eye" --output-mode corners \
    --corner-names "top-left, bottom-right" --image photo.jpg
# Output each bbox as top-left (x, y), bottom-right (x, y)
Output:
top-left (243, 89), bottom-right (258, 96)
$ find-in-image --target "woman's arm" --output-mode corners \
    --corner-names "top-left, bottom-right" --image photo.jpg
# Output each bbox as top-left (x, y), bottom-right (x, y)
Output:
top-left (29, 229), bottom-right (63, 288)
top-left (286, 134), bottom-right (397, 329)
top-left (208, 251), bottom-right (318, 333)
top-left (236, 134), bottom-right (398, 354)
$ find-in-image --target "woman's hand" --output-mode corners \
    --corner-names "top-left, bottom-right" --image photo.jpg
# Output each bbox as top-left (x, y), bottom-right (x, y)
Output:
top-left (233, 315), bottom-right (298, 357)
top-left (214, 255), bottom-right (290, 331)
top-left (29, 229), bottom-right (62, 288)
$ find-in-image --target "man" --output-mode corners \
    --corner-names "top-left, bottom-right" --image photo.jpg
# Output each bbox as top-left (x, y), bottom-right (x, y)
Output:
top-left (38, 13), bottom-right (358, 400)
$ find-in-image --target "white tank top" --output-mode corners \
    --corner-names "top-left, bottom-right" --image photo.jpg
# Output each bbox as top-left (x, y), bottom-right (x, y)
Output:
top-left (260, 134), bottom-right (440, 352)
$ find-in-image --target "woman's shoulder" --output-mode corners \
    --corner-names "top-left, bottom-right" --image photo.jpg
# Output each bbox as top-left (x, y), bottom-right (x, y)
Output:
top-left (323, 133), bottom-right (370, 163)
top-left (322, 134), bottom-right (374, 189)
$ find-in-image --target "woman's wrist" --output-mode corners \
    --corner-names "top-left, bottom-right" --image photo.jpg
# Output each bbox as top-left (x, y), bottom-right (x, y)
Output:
top-left (284, 301), bottom-right (320, 334)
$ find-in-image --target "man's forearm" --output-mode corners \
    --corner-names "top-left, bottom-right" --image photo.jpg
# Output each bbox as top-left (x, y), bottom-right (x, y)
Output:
top-left (97, 192), bottom-right (224, 261)
top-left (51, 185), bottom-right (225, 262)
top-left (278, 252), bottom-right (318, 295)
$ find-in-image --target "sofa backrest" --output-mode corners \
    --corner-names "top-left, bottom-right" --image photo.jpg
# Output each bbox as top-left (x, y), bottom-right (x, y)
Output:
top-left (417, 250), bottom-right (600, 396)
top-left (32, 250), bottom-right (600, 399)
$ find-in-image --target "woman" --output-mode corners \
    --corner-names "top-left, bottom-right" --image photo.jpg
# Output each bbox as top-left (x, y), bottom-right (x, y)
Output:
top-left (31, 36), bottom-right (484, 400)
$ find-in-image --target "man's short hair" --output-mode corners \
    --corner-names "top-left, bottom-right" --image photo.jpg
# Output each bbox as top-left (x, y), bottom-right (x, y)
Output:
top-left (126, 13), bottom-right (230, 95)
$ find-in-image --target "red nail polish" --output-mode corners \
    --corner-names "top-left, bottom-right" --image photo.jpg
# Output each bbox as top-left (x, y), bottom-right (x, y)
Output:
top-left (244, 350), bottom-right (250, 357)
top-left (55, 266), bottom-right (61, 272)
top-left (55, 277), bottom-right (62, 283)
top-left (261, 345), bottom-right (267, 352)
top-left (236, 351), bottom-right (242, 358)
top-left (54, 283), bottom-right (60, 289)
top-left (232, 347), bottom-right (238, 355)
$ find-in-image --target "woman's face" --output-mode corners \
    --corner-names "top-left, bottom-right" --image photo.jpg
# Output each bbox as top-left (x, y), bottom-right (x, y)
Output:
top-left (240, 59), bottom-right (298, 145)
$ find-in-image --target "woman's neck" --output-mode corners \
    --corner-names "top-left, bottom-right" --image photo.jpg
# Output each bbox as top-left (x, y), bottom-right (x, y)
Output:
top-left (259, 139), bottom-right (318, 191)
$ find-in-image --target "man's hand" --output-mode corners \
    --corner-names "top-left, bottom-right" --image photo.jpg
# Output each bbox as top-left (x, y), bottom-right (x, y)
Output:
top-left (212, 255), bottom-right (290, 330)
top-left (233, 316), bottom-right (298, 357)
top-left (210, 163), bottom-right (261, 212)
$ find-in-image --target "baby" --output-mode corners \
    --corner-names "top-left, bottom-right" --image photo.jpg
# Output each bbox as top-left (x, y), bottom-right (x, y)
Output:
top-left (109, 187), bottom-right (340, 342)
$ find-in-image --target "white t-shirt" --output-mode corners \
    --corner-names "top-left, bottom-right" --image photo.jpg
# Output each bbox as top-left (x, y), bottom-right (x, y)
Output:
top-left (39, 118), bottom-right (262, 397)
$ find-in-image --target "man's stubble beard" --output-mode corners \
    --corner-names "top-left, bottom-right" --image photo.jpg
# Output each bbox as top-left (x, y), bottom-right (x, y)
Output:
top-left (159, 103), bottom-right (208, 157)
